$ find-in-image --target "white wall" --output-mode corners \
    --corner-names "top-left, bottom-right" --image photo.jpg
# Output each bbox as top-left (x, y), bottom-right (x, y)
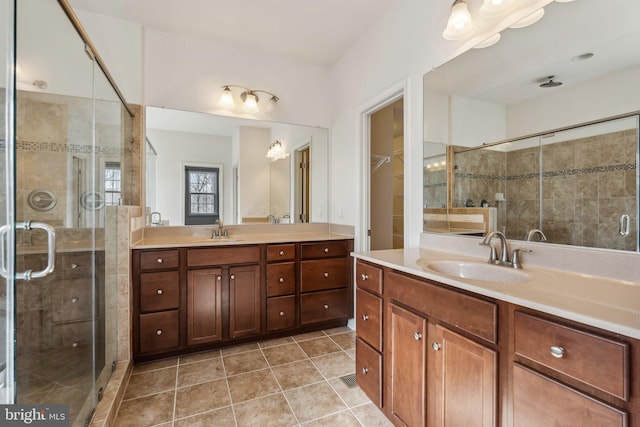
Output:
top-left (451, 95), bottom-right (506, 147)
top-left (238, 126), bottom-right (270, 219)
top-left (146, 128), bottom-right (233, 225)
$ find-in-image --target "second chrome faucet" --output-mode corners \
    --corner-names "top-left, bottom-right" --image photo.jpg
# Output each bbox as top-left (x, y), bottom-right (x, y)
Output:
top-left (480, 231), bottom-right (530, 269)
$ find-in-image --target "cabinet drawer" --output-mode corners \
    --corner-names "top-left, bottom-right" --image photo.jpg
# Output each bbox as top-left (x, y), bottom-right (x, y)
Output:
top-left (356, 288), bottom-right (382, 351)
top-left (301, 241), bottom-right (349, 259)
top-left (514, 312), bottom-right (629, 400)
top-left (140, 250), bottom-right (179, 270)
top-left (140, 271), bottom-right (180, 313)
top-left (356, 338), bottom-right (382, 408)
top-left (187, 245), bottom-right (260, 267)
top-left (356, 260), bottom-right (383, 295)
top-left (59, 253), bottom-right (93, 278)
top-left (266, 262), bottom-right (296, 297)
top-left (139, 310), bottom-right (180, 354)
top-left (387, 271), bottom-right (497, 343)
top-left (267, 244), bottom-right (295, 262)
top-left (513, 364), bottom-right (627, 427)
top-left (267, 295), bottom-right (296, 331)
top-left (301, 288), bottom-right (349, 325)
top-left (300, 258), bottom-right (348, 292)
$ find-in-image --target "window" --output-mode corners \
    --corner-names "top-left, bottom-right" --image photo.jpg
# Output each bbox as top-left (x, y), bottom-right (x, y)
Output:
top-left (104, 161), bottom-right (121, 205)
top-left (185, 166), bottom-right (220, 225)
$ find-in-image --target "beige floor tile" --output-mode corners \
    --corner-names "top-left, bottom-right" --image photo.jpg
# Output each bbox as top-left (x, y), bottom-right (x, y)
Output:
top-left (175, 378), bottom-right (230, 419)
top-left (220, 341), bottom-right (260, 356)
top-left (131, 357), bottom-right (178, 375)
top-left (285, 381), bottom-right (347, 423)
top-left (227, 368), bottom-right (280, 403)
top-left (323, 326), bottom-right (353, 336)
top-left (234, 393), bottom-right (297, 427)
top-left (122, 367), bottom-right (176, 400)
top-left (177, 357), bottom-right (225, 388)
top-left (351, 403), bottom-right (393, 427)
top-left (262, 342), bottom-right (307, 366)
top-left (345, 348), bottom-right (356, 359)
top-left (330, 332), bottom-right (356, 350)
top-left (114, 390), bottom-right (175, 427)
top-left (179, 349), bottom-right (221, 365)
top-left (271, 360), bottom-right (325, 390)
top-left (312, 352), bottom-right (355, 379)
top-left (174, 406), bottom-right (236, 427)
top-left (223, 349), bottom-right (268, 376)
top-left (328, 378), bottom-right (370, 408)
top-left (297, 337), bottom-right (342, 358)
top-left (258, 336), bottom-right (295, 348)
top-left (303, 410), bottom-right (363, 426)
top-left (293, 331), bottom-right (325, 342)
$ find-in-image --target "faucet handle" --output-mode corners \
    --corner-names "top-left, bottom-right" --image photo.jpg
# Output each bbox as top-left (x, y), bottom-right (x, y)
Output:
top-left (479, 241), bottom-right (498, 263)
top-left (511, 248), bottom-right (532, 269)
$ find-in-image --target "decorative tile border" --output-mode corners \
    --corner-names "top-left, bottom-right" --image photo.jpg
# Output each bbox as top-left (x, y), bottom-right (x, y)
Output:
top-left (423, 182), bottom-right (446, 188)
top-left (15, 139), bottom-right (122, 155)
top-left (455, 163), bottom-right (636, 182)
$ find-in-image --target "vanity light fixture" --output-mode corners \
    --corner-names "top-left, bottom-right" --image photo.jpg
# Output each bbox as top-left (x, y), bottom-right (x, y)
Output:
top-left (443, 0), bottom-right (474, 40)
top-left (479, 0), bottom-right (516, 17)
top-left (218, 85), bottom-right (279, 113)
top-left (509, 8), bottom-right (545, 29)
top-left (474, 33), bottom-right (501, 49)
top-left (266, 140), bottom-right (289, 160)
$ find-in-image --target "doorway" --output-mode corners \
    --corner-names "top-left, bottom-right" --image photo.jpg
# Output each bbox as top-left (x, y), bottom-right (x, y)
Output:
top-left (294, 145), bottom-right (310, 223)
top-left (369, 99), bottom-right (405, 250)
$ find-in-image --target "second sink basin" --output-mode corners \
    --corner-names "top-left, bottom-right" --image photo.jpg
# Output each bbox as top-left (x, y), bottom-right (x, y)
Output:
top-left (426, 260), bottom-right (530, 283)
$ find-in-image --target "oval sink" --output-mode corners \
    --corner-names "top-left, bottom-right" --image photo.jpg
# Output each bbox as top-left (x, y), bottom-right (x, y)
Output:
top-left (426, 261), bottom-right (529, 283)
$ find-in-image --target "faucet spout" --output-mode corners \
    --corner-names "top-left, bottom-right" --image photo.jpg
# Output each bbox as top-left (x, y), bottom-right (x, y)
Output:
top-left (481, 231), bottom-right (509, 264)
top-left (526, 228), bottom-right (547, 242)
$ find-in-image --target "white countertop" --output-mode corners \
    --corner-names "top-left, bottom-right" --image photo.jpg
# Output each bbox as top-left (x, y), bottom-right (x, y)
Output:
top-left (352, 247), bottom-right (640, 340)
top-left (132, 232), bottom-right (353, 249)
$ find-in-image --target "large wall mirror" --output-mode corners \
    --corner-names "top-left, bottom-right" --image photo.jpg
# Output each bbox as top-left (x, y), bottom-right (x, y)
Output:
top-left (146, 107), bottom-right (328, 226)
top-left (423, 0), bottom-right (640, 251)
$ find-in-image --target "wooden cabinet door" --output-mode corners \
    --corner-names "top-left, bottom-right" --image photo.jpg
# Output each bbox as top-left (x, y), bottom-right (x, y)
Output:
top-left (389, 303), bottom-right (427, 427)
top-left (187, 268), bottom-right (222, 345)
top-left (428, 323), bottom-right (497, 427)
top-left (229, 264), bottom-right (261, 338)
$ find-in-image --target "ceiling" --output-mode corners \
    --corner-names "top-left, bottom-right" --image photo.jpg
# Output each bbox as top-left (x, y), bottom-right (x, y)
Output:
top-left (68, 0), bottom-right (397, 67)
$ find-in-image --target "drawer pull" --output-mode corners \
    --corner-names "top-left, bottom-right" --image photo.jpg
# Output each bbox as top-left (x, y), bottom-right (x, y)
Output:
top-left (217, 275), bottom-right (221, 281)
top-left (279, 250), bottom-right (285, 256)
top-left (72, 342), bottom-right (78, 348)
top-left (432, 342), bottom-right (441, 351)
top-left (279, 277), bottom-right (285, 283)
top-left (156, 289), bottom-right (163, 295)
top-left (413, 332), bottom-right (422, 341)
top-left (550, 345), bottom-right (565, 359)
top-left (279, 311), bottom-right (285, 317)
top-left (71, 263), bottom-right (78, 269)
top-left (156, 258), bottom-right (163, 263)
top-left (323, 304), bottom-right (329, 309)
top-left (71, 297), bottom-right (78, 304)
top-left (230, 274), bottom-right (235, 280)
top-left (361, 315), bottom-right (369, 321)
top-left (362, 367), bottom-right (368, 374)
top-left (361, 273), bottom-right (368, 281)
top-left (323, 272), bottom-right (329, 278)
top-left (324, 247), bottom-right (329, 253)
top-left (156, 329), bottom-right (162, 336)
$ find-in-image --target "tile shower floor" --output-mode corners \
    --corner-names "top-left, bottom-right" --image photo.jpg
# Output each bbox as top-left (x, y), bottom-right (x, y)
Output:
top-left (115, 327), bottom-right (392, 427)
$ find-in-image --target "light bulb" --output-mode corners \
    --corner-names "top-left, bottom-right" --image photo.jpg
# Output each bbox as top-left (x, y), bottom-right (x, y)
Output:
top-left (509, 8), bottom-right (545, 29)
top-left (443, 0), bottom-right (474, 40)
top-left (480, 0), bottom-right (515, 17)
top-left (219, 86), bottom-right (235, 108)
top-left (243, 92), bottom-right (259, 113)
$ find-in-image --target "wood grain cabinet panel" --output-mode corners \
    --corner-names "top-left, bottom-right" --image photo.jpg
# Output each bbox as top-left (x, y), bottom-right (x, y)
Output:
top-left (187, 268), bottom-right (222, 345)
top-left (229, 265), bottom-right (261, 338)
top-left (300, 241), bottom-right (349, 259)
top-left (356, 337), bottom-right (382, 408)
top-left (300, 289), bottom-right (349, 325)
top-left (300, 258), bottom-right (348, 292)
top-left (140, 271), bottom-right (180, 313)
top-left (140, 249), bottom-right (179, 271)
top-left (139, 310), bottom-right (180, 354)
top-left (513, 364), bottom-right (628, 427)
top-left (267, 244), bottom-right (295, 262)
top-left (266, 262), bottom-right (295, 297)
top-left (514, 311), bottom-right (629, 400)
top-left (187, 246), bottom-right (260, 267)
top-left (356, 288), bottom-right (382, 351)
top-left (267, 295), bottom-right (296, 332)
top-left (355, 260), bottom-right (383, 295)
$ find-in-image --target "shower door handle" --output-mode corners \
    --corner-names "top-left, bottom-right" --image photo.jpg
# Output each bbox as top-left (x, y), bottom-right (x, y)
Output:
top-left (14, 221), bottom-right (57, 281)
top-left (0, 225), bottom-right (9, 279)
top-left (619, 214), bottom-right (630, 237)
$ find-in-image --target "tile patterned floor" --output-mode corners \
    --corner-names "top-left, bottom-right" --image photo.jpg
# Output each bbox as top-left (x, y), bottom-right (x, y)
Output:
top-left (115, 327), bottom-right (392, 427)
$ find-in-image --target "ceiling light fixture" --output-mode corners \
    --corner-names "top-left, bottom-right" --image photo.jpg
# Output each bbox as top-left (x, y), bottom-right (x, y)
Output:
top-left (218, 85), bottom-right (279, 113)
top-left (539, 76), bottom-right (562, 88)
top-left (443, 0), bottom-right (474, 40)
top-left (266, 140), bottom-right (289, 160)
top-left (479, 0), bottom-right (516, 17)
top-left (474, 33), bottom-right (501, 49)
top-left (509, 8), bottom-right (545, 29)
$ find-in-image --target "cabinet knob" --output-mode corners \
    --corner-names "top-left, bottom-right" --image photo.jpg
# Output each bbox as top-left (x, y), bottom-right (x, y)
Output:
top-left (324, 247), bottom-right (329, 253)
top-left (279, 250), bottom-right (285, 256)
top-left (279, 277), bottom-right (285, 283)
top-left (432, 342), bottom-right (441, 351)
top-left (71, 263), bottom-right (78, 269)
top-left (72, 342), bottom-right (79, 348)
top-left (361, 273), bottom-right (368, 281)
top-left (323, 272), bottom-right (329, 278)
top-left (71, 297), bottom-right (78, 304)
top-left (323, 304), bottom-right (329, 309)
top-left (361, 315), bottom-right (369, 321)
top-left (156, 258), bottom-right (163, 263)
top-left (279, 311), bottom-right (285, 316)
top-left (156, 289), bottom-right (163, 295)
top-left (217, 275), bottom-right (221, 281)
top-left (361, 367), bottom-right (368, 374)
top-left (550, 345), bottom-right (565, 359)
top-left (156, 329), bottom-right (162, 336)
top-left (413, 332), bottom-right (422, 341)
top-left (230, 274), bottom-right (235, 280)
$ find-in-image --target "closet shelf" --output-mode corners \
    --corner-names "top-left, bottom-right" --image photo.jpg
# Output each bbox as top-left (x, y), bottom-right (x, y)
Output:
top-left (371, 154), bottom-right (391, 173)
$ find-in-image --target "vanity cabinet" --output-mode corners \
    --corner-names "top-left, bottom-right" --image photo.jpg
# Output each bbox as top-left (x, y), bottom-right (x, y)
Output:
top-left (266, 244), bottom-right (296, 332)
top-left (186, 268), bottom-right (222, 345)
top-left (228, 264), bottom-right (261, 338)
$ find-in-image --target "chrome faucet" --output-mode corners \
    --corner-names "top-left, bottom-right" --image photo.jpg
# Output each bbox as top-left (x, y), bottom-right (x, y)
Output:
top-left (480, 231), bottom-right (532, 269)
top-left (212, 219), bottom-right (228, 239)
top-left (525, 228), bottom-right (547, 242)
top-left (267, 214), bottom-right (276, 224)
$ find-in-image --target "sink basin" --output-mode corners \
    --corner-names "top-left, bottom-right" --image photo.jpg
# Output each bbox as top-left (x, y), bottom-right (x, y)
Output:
top-left (426, 261), bottom-right (529, 283)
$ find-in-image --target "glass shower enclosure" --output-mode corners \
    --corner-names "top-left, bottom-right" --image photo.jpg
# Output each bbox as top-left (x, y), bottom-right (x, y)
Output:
top-left (2, 0), bottom-right (132, 425)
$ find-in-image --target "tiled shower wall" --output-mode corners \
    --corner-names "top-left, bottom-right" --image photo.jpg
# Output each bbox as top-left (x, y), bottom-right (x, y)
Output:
top-left (453, 129), bottom-right (638, 250)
